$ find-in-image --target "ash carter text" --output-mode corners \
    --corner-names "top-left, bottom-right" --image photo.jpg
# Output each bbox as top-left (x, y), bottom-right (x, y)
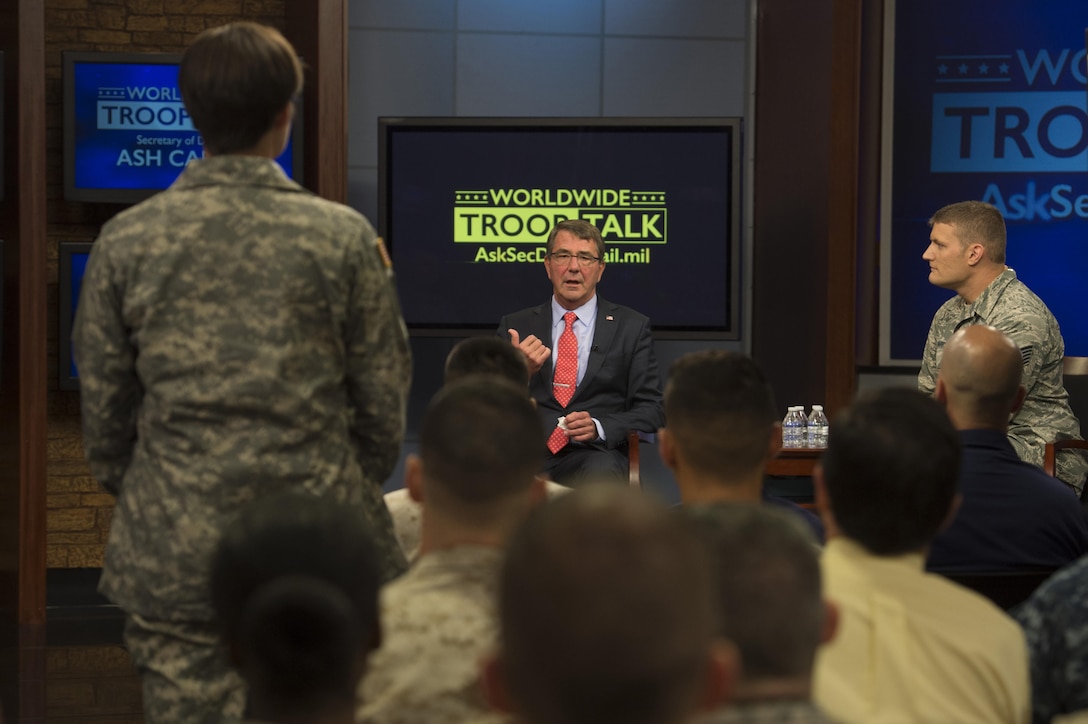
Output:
top-left (116, 135), bottom-right (203, 168)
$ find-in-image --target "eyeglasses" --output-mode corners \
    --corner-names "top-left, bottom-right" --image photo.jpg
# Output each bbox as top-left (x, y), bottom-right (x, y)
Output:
top-left (548, 251), bottom-right (601, 266)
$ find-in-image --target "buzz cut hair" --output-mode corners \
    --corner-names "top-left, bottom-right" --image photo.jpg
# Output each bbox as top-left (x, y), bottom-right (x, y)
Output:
top-left (929, 200), bottom-right (1006, 264)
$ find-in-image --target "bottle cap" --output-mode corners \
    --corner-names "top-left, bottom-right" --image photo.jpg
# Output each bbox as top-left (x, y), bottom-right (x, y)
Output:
top-left (812, 404), bottom-right (823, 410)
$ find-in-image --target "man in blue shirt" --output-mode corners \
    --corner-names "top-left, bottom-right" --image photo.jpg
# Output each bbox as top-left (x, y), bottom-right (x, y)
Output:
top-left (928, 324), bottom-right (1088, 572)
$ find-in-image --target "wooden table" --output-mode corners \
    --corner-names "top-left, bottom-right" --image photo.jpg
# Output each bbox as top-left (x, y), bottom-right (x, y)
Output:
top-left (765, 447), bottom-right (824, 477)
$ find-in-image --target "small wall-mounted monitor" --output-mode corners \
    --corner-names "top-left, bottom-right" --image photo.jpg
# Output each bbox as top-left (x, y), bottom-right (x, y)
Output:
top-left (58, 242), bottom-right (92, 391)
top-left (378, 117), bottom-right (743, 339)
top-left (63, 51), bottom-right (303, 204)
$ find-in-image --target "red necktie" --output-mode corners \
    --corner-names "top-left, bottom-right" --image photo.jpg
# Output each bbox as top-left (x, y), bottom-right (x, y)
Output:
top-left (548, 312), bottom-right (578, 453)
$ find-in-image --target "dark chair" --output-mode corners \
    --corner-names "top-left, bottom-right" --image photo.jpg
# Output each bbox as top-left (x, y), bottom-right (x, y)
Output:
top-left (1043, 439), bottom-right (1088, 479)
top-left (936, 569), bottom-right (1058, 612)
top-left (627, 430), bottom-right (653, 489)
top-left (1043, 357), bottom-right (1088, 500)
top-left (1063, 356), bottom-right (1088, 417)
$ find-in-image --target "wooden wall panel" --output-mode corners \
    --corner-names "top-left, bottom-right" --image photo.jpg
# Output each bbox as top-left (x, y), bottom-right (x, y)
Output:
top-left (285, 0), bottom-right (348, 203)
top-left (753, 0), bottom-right (870, 417)
top-left (0, 0), bottom-right (49, 719)
top-left (752, 0), bottom-right (834, 412)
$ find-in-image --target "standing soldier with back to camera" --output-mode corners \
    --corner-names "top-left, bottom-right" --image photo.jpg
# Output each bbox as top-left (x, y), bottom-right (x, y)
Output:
top-left (73, 22), bottom-right (410, 723)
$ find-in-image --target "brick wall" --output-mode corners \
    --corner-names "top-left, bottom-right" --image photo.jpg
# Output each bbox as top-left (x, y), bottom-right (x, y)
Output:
top-left (46, 0), bottom-right (287, 569)
top-left (46, 645), bottom-right (143, 721)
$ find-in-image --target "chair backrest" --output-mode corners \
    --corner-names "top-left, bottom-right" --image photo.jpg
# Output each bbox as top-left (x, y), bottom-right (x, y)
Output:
top-left (1064, 356), bottom-right (1088, 426)
top-left (936, 569), bottom-right (1058, 611)
top-left (625, 430), bottom-right (659, 489)
top-left (1065, 356), bottom-right (1088, 376)
top-left (627, 429), bottom-right (642, 488)
top-left (1044, 439), bottom-right (1088, 477)
top-left (1042, 357), bottom-right (1088, 499)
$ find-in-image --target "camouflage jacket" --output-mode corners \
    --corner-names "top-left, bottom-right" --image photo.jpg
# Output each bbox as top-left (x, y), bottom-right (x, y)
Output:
top-left (73, 155), bottom-right (411, 621)
top-left (918, 268), bottom-right (1087, 491)
top-left (358, 546), bottom-right (508, 724)
top-left (1014, 554), bottom-right (1088, 724)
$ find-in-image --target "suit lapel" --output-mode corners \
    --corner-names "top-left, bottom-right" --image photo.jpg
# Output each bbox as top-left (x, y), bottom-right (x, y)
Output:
top-left (574, 297), bottom-right (618, 403)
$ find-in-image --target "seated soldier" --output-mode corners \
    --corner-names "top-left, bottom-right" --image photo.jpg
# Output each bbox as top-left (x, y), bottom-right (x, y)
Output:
top-left (919, 200), bottom-right (1087, 493)
top-left (210, 492), bottom-right (382, 723)
top-left (384, 336), bottom-right (570, 561)
top-left (684, 504), bottom-right (837, 723)
top-left (1015, 553), bottom-right (1088, 723)
top-left (660, 350), bottom-right (824, 542)
top-left (358, 378), bottom-right (547, 723)
top-left (482, 485), bottom-right (735, 724)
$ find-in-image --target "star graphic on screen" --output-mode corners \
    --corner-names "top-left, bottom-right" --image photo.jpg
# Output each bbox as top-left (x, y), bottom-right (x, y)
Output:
top-left (999, 62), bottom-right (1009, 74)
top-left (958, 63), bottom-right (969, 74)
top-left (979, 63), bottom-right (989, 74)
top-left (938, 63), bottom-right (948, 74)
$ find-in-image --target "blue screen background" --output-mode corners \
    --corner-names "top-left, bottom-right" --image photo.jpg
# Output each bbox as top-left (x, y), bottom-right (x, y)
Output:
top-left (70, 59), bottom-right (296, 193)
top-left (888, 1), bottom-right (1088, 360)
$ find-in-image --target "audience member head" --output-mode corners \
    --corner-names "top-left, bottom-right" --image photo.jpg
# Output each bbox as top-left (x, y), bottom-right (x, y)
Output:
top-left (179, 21), bottom-right (303, 156)
top-left (407, 376), bottom-right (545, 535)
top-left (936, 324), bottom-right (1025, 431)
top-left (816, 387), bottom-right (961, 556)
top-left (484, 486), bottom-right (734, 724)
top-left (928, 200), bottom-right (1007, 265)
top-left (210, 492), bottom-right (381, 722)
top-left (683, 504), bottom-right (834, 698)
top-left (546, 218), bottom-right (605, 260)
top-left (661, 351), bottom-right (779, 491)
top-left (444, 336), bottom-right (530, 389)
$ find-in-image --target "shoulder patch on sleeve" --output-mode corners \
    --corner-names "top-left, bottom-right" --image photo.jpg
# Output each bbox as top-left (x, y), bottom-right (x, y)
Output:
top-left (1020, 345), bottom-right (1033, 366)
top-left (374, 236), bottom-right (393, 270)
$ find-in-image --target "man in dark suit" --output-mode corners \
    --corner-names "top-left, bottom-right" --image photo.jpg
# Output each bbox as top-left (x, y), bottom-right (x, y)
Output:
top-left (498, 219), bottom-right (664, 486)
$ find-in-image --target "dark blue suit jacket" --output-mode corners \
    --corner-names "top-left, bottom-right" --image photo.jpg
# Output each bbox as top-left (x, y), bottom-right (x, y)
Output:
top-left (927, 429), bottom-right (1088, 572)
top-left (498, 296), bottom-right (664, 451)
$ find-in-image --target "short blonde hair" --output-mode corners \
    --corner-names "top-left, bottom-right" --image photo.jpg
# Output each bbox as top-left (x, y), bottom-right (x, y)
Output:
top-left (929, 200), bottom-right (1006, 264)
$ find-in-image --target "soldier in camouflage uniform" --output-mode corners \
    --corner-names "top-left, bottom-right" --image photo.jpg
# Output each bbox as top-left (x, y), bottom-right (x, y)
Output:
top-left (358, 377), bottom-right (546, 724)
top-left (482, 486), bottom-right (733, 724)
top-left (918, 200), bottom-right (1087, 494)
top-left (684, 504), bottom-right (836, 724)
top-left (1014, 554), bottom-right (1088, 723)
top-left (72, 22), bottom-right (410, 724)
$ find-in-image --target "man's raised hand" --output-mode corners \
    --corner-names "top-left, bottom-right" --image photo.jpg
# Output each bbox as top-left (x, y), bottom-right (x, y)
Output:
top-left (508, 328), bottom-right (551, 375)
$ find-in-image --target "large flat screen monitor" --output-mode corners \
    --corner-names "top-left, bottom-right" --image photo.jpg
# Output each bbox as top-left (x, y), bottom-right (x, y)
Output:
top-left (379, 117), bottom-right (742, 338)
top-left (63, 51), bottom-right (302, 204)
top-left (58, 242), bottom-right (92, 391)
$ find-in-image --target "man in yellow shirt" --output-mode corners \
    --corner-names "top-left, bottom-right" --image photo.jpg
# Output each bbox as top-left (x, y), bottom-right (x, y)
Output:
top-left (812, 387), bottom-right (1030, 723)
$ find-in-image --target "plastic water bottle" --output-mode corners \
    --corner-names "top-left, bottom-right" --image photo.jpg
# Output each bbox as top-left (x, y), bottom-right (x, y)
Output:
top-left (782, 406), bottom-right (806, 449)
top-left (807, 404), bottom-right (829, 448)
